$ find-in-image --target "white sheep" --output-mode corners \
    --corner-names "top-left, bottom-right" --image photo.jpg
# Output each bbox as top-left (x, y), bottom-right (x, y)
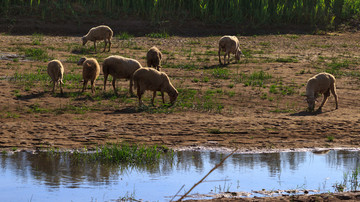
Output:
top-left (47, 59), bottom-right (64, 94)
top-left (102, 55), bottom-right (143, 95)
top-left (305, 72), bottom-right (338, 112)
top-left (82, 25), bottom-right (113, 52)
top-left (218, 35), bottom-right (243, 65)
top-left (133, 67), bottom-right (178, 106)
top-left (146, 46), bottom-right (162, 71)
top-left (77, 57), bottom-right (100, 94)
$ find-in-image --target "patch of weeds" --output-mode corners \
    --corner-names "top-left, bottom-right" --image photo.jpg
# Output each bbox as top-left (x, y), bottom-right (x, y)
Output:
top-left (275, 57), bottom-right (298, 63)
top-left (24, 48), bottom-right (52, 61)
top-left (187, 40), bottom-right (200, 45)
top-left (326, 135), bottom-right (335, 142)
top-left (115, 32), bottom-right (134, 40)
top-left (204, 50), bottom-right (217, 55)
top-left (66, 55), bottom-right (79, 63)
top-left (202, 76), bottom-right (209, 82)
top-left (11, 147), bottom-right (17, 151)
top-left (259, 42), bottom-right (271, 47)
top-left (236, 70), bottom-right (272, 87)
top-left (5, 112), bottom-right (20, 118)
top-left (226, 91), bottom-right (235, 97)
top-left (146, 31), bottom-right (169, 38)
top-left (227, 84), bottom-right (234, 88)
top-left (70, 44), bottom-right (95, 54)
top-left (212, 68), bottom-right (230, 79)
top-left (31, 33), bottom-right (44, 45)
top-left (208, 128), bottom-right (221, 134)
top-left (324, 60), bottom-right (349, 76)
top-left (269, 81), bottom-right (296, 95)
top-left (284, 34), bottom-right (299, 39)
top-left (28, 103), bottom-right (49, 113)
top-left (192, 78), bottom-right (199, 83)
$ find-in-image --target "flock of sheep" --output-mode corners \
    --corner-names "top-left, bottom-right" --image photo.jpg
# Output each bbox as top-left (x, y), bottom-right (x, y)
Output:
top-left (47, 25), bottom-right (338, 111)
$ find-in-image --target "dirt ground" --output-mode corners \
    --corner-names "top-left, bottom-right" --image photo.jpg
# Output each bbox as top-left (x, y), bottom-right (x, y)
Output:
top-left (2, 28), bottom-right (360, 201)
top-left (1, 31), bottom-right (360, 152)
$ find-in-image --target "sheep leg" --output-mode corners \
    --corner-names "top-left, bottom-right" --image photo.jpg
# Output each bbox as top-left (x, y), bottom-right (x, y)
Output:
top-left (103, 39), bottom-right (107, 52)
top-left (218, 47), bottom-right (222, 65)
top-left (93, 41), bottom-right (97, 52)
top-left (137, 88), bottom-right (144, 106)
top-left (331, 84), bottom-right (338, 109)
top-left (103, 73), bottom-right (108, 91)
top-left (108, 39), bottom-right (111, 52)
top-left (82, 80), bottom-right (88, 92)
top-left (227, 52), bottom-right (231, 64)
top-left (91, 80), bottom-right (95, 94)
top-left (52, 81), bottom-right (55, 93)
top-left (151, 91), bottom-right (156, 105)
top-left (318, 91), bottom-right (330, 111)
top-left (112, 78), bottom-right (117, 95)
top-left (223, 52), bottom-right (227, 65)
top-left (129, 78), bottom-right (135, 96)
top-left (161, 91), bottom-right (165, 103)
top-left (60, 81), bottom-right (63, 94)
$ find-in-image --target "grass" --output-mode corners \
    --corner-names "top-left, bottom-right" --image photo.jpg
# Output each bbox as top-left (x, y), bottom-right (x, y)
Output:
top-left (212, 68), bottom-right (230, 79)
top-left (334, 166), bottom-right (360, 192)
top-left (236, 70), bottom-right (272, 87)
top-left (116, 32), bottom-right (134, 40)
top-left (47, 143), bottom-right (174, 164)
top-left (146, 31), bottom-right (169, 38)
top-left (24, 48), bottom-right (52, 61)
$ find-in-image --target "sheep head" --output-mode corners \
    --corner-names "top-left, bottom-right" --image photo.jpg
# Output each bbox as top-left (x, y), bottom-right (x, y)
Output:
top-left (82, 37), bottom-right (88, 46)
top-left (169, 89), bottom-right (179, 105)
top-left (306, 96), bottom-right (316, 112)
top-left (77, 57), bottom-right (87, 66)
top-left (235, 48), bottom-right (243, 62)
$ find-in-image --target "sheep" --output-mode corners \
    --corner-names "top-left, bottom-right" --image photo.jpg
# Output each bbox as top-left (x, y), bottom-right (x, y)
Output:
top-left (305, 72), bottom-right (338, 112)
top-left (82, 25), bottom-right (113, 52)
top-left (77, 57), bottom-right (100, 94)
top-left (146, 46), bottom-right (162, 71)
top-left (133, 67), bottom-right (178, 106)
top-left (47, 60), bottom-right (64, 94)
top-left (102, 55), bottom-right (143, 96)
top-left (218, 35), bottom-right (243, 65)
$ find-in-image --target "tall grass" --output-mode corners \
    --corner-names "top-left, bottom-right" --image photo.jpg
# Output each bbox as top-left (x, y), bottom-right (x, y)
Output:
top-left (1, 0), bottom-right (359, 28)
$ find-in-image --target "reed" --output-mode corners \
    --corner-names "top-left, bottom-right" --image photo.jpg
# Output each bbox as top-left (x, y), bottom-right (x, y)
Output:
top-left (1, 0), bottom-right (359, 28)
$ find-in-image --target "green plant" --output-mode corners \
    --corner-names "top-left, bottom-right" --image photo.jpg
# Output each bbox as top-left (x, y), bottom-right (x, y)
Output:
top-left (116, 32), bottom-right (134, 40)
top-left (24, 48), bottom-right (52, 61)
top-left (326, 135), bottom-right (335, 142)
top-left (212, 68), bottom-right (230, 79)
top-left (146, 31), bottom-right (169, 38)
top-left (208, 128), bottom-right (221, 134)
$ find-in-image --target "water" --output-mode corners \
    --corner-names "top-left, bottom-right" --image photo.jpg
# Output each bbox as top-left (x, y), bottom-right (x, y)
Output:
top-left (1, 149), bottom-right (360, 201)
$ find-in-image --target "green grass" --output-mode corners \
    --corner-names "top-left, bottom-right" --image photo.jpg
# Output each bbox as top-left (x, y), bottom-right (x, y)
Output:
top-left (275, 57), bottom-right (298, 63)
top-left (146, 31), bottom-right (169, 38)
top-left (24, 48), bottom-right (52, 61)
top-left (115, 32), bottom-right (134, 40)
top-left (212, 68), bottom-right (230, 79)
top-left (236, 70), bottom-right (272, 87)
top-left (47, 143), bottom-right (173, 164)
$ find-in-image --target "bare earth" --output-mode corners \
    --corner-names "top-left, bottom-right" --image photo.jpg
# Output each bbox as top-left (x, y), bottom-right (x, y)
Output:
top-left (1, 31), bottom-right (360, 201)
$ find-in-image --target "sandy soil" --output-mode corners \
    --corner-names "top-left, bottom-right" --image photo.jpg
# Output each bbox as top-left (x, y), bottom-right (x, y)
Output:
top-left (1, 32), bottom-right (360, 152)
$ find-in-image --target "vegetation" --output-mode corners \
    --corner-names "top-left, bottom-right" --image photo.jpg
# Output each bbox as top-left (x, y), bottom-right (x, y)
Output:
top-left (47, 143), bottom-right (174, 164)
top-left (1, 0), bottom-right (360, 29)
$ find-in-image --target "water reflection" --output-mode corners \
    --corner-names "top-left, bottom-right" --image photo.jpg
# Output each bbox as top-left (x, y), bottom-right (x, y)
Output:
top-left (1, 149), bottom-right (360, 201)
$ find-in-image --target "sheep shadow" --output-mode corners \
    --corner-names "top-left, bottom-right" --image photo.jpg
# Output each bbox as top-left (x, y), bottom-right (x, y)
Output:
top-left (290, 109), bottom-right (334, 116)
top-left (203, 64), bottom-right (226, 69)
top-left (106, 106), bottom-right (139, 114)
top-left (15, 92), bottom-right (46, 100)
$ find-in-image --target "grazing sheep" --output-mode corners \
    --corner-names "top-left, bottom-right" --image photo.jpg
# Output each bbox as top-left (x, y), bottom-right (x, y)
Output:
top-left (146, 46), bottom-right (162, 71)
top-left (305, 72), bottom-right (338, 112)
top-left (103, 55), bottom-right (143, 95)
top-left (218, 35), bottom-right (243, 65)
top-left (77, 57), bottom-right (100, 94)
top-left (47, 60), bottom-right (64, 94)
top-left (82, 25), bottom-right (113, 52)
top-left (133, 67), bottom-right (178, 106)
